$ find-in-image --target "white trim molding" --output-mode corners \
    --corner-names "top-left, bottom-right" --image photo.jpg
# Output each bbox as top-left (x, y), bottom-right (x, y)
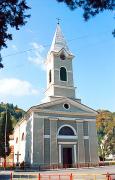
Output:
top-left (44, 135), bottom-right (50, 138)
top-left (58, 142), bottom-right (77, 145)
top-left (57, 135), bottom-right (78, 139)
top-left (84, 136), bottom-right (89, 139)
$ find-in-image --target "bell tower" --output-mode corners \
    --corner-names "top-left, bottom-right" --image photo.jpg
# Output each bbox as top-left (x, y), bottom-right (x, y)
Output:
top-left (44, 23), bottom-right (76, 102)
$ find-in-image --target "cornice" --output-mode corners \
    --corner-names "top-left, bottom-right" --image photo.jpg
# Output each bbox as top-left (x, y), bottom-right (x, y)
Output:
top-left (31, 108), bottom-right (96, 117)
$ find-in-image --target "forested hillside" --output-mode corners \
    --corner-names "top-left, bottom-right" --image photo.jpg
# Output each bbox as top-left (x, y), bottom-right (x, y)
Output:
top-left (0, 102), bottom-right (25, 127)
top-left (0, 103), bottom-right (25, 158)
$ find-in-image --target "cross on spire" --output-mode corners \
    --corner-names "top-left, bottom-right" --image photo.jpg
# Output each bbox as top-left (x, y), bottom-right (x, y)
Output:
top-left (56, 18), bottom-right (61, 24)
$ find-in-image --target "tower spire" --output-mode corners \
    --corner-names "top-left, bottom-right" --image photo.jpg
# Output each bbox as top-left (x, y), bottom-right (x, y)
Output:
top-left (44, 24), bottom-right (75, 102)
top-left (49, 23), bottom-right (73, 55)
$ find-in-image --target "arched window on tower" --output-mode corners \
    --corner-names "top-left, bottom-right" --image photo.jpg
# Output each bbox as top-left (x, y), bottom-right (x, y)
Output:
top-left (16, 137), bottom-right (18, 143)
top-left (60, 67), bottom-right (67, 81)
top-left (21, 132), bottom-right (25, 141)
top-left (49, 70), bottom-right (51, 83)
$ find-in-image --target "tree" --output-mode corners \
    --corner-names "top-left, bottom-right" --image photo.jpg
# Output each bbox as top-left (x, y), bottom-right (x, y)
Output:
top-left (56, 0), bottom-right (115, 36)
top-left (96, 110), bottom-right (115, 159)
top-left (0, 110), bottom-right (13, 158)
top-left (0, 54), bottom-right (4, 69)
top-left (0, 0), bottom-right (30, 68)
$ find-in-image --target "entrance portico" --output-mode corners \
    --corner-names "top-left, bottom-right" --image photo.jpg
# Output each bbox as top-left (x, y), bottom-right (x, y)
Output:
top-left (57, 124), bottom-right (77, 166)
top-left (58, 142), bottom-right (77, 167)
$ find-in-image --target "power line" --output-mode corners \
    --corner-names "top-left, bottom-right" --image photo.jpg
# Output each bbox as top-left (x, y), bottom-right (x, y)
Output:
top-left (2, 44), bottom-right (50, 59)
top-left (2, 30), bottom-right (111, 59)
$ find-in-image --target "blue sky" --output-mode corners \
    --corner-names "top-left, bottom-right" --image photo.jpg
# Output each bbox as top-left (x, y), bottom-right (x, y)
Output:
top-left (0, 1), bottom-right (115, 112)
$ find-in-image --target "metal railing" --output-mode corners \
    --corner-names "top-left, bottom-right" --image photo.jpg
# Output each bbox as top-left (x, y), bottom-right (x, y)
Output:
top-left (9, 172), bottom-right (115, 180)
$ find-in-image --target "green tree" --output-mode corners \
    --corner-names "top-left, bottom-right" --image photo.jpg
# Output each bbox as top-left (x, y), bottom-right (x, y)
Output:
top-left (0, 54), bottom-right (4, 68)
top-left (96, 110), bottom-right (115, 159)
top-left (0, 110), bottom-right (13, 158)
top-left (0, 0), bottom-right (30, 68)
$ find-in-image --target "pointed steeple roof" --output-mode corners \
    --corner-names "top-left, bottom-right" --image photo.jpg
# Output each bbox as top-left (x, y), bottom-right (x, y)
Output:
top-left (49, 24), bottom-right (73, 55)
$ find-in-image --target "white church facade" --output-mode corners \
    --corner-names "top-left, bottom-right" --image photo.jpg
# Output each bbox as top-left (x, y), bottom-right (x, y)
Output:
top-left (14, 24), bottom-right (99, 168)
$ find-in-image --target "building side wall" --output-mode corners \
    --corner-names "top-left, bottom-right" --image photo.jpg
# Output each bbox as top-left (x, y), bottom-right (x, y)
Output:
top-left (25, 119), bottom-right (32, 164)
top-left (14, 120), bottom-right (26, 164)
top-left (14, 127), bottom-right (20, 163)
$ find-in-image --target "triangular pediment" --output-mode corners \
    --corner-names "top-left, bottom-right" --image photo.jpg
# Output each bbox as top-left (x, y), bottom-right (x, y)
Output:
top-left (51, 48), bottom-right (74, 59)
top-left (30, 97), bottom-right (97, 115)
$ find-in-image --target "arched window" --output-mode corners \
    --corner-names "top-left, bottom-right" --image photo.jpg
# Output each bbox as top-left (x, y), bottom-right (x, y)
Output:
top-left (16, 137), bottom-right (18, 143)
top-left (59, 126), bottom-right (75, 136)
top-left (49, 70), bottom-right (51, 83)
top-left (60, 67), bottom-right (67, 81)
top-left (21, 132), bottom-right (25, 141)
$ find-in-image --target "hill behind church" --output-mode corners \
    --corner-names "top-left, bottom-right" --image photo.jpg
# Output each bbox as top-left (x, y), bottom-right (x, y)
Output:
top-left (0, 102), bottom-right (25, 127)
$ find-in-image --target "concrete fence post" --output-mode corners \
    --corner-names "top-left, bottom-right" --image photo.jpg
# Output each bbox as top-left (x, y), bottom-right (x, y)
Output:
top-left (38, 173), bottom-right (40, 180)
top-left (106, 172), bottom-right (111, 180)
top-left (59, 175), bottom-right (61, 180)
top-left (70, 173), bottom-right (73, 180)
top-left (10, 172), bottom-right (12, 180)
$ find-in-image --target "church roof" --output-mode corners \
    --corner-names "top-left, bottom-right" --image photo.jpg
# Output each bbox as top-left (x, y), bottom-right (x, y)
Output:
top-left (49, 23), bottom-right (73, 55)
top-left (27, 96), bottom-right (97, 116)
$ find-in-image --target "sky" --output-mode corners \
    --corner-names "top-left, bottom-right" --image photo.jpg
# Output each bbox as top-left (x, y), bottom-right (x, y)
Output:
top-left (0, 1), bottom-right (115, 112)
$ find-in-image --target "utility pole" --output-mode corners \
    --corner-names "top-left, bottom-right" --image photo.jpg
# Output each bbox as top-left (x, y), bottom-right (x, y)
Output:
top-left (4, 106), bottom-right (7, 169)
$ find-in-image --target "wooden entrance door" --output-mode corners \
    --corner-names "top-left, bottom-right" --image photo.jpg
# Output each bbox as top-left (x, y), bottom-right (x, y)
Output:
top-left (63, 148), bottom-right (72, 168)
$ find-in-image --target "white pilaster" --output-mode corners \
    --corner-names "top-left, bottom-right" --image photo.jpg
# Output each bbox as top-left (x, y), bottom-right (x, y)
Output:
top-left (74, 144), bottom-right (77, 163)
top-left (59, 144), bottom-right (61, 163)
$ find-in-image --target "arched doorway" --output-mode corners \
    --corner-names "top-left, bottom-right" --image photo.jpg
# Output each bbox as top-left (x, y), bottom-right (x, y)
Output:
top-left (57, 125), bottom-right (77, 167)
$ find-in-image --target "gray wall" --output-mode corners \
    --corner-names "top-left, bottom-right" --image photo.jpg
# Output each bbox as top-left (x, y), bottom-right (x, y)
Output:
top-left (77, 122), bottom-right (85, 163)
top-left (89, 121), bottom-right (99, 163)
top-left (44, 139), bottom-right (50, 165)
top-left (44, 118), bottom-right (50, 135)
top-left (25, 119), bottom-right (32, 164)
top-left (50, 120), bottom-right (58, 164)
top-left (33, 117), bottom-right (44, 165)
top-left (84, 139), bottom-right (90, 162)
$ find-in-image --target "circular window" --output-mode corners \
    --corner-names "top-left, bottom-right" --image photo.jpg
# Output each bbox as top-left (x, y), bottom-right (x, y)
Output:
top-left (60, 54), bottom-right (66, 60)
top-left (63, 103), bottom-right (70, 109)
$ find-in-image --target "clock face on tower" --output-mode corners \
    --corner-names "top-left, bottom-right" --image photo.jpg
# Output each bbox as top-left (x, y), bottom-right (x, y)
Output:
top-left (60, 53), bottom-right (66, 60)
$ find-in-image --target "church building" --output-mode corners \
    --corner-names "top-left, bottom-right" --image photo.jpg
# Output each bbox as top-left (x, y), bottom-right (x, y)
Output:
top-left (14, 23), bottom-right (99, 167)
